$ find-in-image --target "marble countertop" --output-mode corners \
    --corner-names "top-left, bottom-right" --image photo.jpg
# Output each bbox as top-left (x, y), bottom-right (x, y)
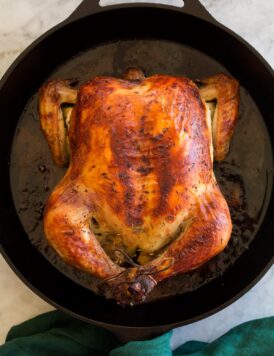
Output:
top-left (0, 0), bottom-right (273, 348)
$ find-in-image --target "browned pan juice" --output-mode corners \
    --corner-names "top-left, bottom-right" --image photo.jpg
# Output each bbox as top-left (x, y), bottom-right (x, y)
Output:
top-left (10, 40), bottom-right (273, 302)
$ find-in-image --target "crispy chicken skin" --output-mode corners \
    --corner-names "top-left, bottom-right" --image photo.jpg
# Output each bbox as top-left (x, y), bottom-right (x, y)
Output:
top-left (39, 69), bottom-right (239, 305)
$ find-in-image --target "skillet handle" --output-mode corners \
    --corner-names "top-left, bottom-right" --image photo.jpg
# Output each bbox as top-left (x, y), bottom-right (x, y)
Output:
top-left (180, 0), bottom-right (217, 23)
top-left (66, 0), bottom-right (218, 24)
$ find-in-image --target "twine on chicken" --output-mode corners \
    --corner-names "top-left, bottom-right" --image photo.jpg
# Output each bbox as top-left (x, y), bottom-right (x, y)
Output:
top-left (103, 249), bottom-right (175, 285)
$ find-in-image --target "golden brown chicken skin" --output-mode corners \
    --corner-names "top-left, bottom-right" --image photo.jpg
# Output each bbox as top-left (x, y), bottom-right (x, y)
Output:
top-left (39, 69), bottom-right (239, 305)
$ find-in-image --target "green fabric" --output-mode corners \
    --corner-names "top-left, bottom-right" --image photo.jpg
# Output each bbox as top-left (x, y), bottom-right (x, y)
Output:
top-left (0, 311), bottom-right (273, 355)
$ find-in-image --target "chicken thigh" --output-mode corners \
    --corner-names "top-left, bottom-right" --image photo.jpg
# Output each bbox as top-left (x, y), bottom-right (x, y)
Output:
top-left (39, 69), bottom-right (239, 305)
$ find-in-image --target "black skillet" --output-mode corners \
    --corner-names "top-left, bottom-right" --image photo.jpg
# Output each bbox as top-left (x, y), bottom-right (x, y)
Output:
top-left (0, 0), bottom-right (274, 341)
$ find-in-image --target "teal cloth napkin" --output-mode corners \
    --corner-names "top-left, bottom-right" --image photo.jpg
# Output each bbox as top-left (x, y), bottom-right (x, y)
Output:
top-left (0, 311), bottom-right (273, 355)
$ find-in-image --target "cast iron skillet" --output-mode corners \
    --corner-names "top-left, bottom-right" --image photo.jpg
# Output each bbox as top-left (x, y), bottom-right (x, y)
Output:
top-left (0, 0), bottom-right (274, 341)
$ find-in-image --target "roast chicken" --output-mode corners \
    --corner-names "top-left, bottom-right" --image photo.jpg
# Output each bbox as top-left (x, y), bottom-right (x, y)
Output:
top-left (39, 68), bottom-right (239, 305)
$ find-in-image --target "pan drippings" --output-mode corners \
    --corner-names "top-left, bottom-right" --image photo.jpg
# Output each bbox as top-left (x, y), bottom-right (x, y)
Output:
top-left (10, 40), bottom-right (272, 302)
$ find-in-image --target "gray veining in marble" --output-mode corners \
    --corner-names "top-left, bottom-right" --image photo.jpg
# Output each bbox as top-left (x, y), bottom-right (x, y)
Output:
top-left (0, 0), bottom-right (273, 347)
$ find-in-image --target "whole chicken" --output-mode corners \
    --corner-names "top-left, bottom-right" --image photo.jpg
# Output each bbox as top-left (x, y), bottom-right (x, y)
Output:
top-left (39, 68), bottom-right (239, 305)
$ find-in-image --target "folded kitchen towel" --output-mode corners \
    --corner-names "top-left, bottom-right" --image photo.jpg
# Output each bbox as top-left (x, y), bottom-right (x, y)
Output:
top-left (0, 311), bottom-right (273, 355)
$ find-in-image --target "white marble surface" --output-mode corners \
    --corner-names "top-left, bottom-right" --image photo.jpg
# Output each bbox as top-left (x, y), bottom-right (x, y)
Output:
top-left (0, 0), bottom-right (273, 348)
